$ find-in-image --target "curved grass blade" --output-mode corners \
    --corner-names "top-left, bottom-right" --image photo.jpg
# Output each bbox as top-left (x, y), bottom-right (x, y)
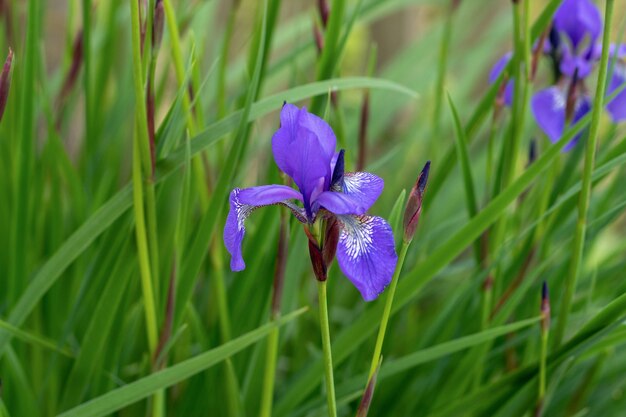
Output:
top-left (57, 308), bottom-right (307, 417)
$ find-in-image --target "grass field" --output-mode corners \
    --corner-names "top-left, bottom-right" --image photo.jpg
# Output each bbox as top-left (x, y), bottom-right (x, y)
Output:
top-left (1, 0), bottom-right (626, 416)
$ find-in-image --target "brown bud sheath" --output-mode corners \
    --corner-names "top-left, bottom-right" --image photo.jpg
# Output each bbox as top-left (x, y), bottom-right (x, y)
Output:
top-left (322, 217), bottom-right (340, 267)
top-left (403, 161), bottom-right (431, 243)
top-left (356, 357), bottom-right (382, 417)
top-left (152, 0), bottom-right (164, 53)
top-left (0, 48), bottom-right (13, 123)
top-left (305, 226), bottom-right (327, 281)
top-left (318, 0), bottom-right (330, 27)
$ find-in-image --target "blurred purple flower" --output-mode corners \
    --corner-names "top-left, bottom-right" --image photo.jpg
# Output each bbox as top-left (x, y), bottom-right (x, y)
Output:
top-left (489, 52), bottom-right (514, 106)
top-left (531, 84), bottom-right (591, 150)
top-left (606, 44), bottom-right (626, 122)
top-left (550, 0), bottom-right (603, 79)
top-left (224, 103), bottom-right (398, 301)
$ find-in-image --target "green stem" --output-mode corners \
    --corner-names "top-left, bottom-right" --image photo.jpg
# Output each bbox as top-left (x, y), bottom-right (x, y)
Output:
top-left (538, 326), bottom-right (548, 403)
top-left (367, 241), bottom-right (410, 380)
top-left (553, 0), bottom-right (614, 348)
top-left (318, 280), bottom-right (337, 417)
top-left (430, 0), bottom-right (455, 163)
top-left (131, 135), bottom-right (159, 353)
top-left (260, 325), bottom-right (280, 417)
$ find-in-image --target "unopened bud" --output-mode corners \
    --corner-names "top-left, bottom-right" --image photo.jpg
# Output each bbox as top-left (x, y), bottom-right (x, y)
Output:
top-left (318, 0), bottom-right (330, 27)
top-left (541, 281), bottom-right (550, 332)
top-left (0, 48), bottom-right (13, 123)
top-left (403, 161), bottom-right (430, 243)
top-left (152, 0), bottom-right (164, 53)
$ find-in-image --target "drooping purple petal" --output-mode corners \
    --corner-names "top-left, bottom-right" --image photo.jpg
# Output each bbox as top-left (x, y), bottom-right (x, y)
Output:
top-left (314, 172), bottom-right (384, 215)
top-left (489, 52), bottom-right (514, 106)
top-left (224, 185), bottom-right (303, 271)
top-left (606, 45), bottom-right (626, 122)
top-left (272, 104), bottom-right (336, 217)
top-left (531, 86), bottom-right (590, 150)
top-left (553, 0), bottom-right (602, 50)
top-left (335, 215), bottom-right (398, 301)
top-left (532, 87), bottom-right (566, 144)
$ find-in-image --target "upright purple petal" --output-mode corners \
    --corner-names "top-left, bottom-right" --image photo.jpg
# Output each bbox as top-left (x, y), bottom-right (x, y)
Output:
top-left (335, 215), bottom-right (398, 301)
top-left (554, 0), bottom-right (602, 49)
top-left (272, 104), bottom-right (336, 216)
top-left (489, 52), bottom-right (514, 106)
top-left (606, 45), bottom-right (626, 122)
top-left (531, 86), bottom-right (590, 150)
top-left (224, 185), bottom-right (303, 271)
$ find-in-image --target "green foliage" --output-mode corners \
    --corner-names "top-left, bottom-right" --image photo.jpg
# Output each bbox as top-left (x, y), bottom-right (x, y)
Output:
top-left (1, 0), bottom-right (625, 416)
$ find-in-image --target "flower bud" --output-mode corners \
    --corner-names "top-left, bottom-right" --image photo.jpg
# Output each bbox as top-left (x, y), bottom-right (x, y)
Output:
top-left (318, 0), bottom-right (330, 27)
top-left (403, 161), bottom-right (430, 243)
top-left (0, 48), bottom-right (13, 123)
top-left (541, 280), bottom-right (550, 332)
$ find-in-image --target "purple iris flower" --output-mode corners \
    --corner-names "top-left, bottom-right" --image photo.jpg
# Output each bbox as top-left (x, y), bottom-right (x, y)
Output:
top-left (488, 0), bottom-right (606, 148)
top-left (606, 44), bottom-right (626, 122)
top-left (223, 103), bottom-right (398, 301)
top-left (550, 0), bottom-right (603, 79)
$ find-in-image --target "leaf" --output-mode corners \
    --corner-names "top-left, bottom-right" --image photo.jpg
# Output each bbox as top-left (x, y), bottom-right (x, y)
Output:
top-left (57, 308), bottom-right (307, 417)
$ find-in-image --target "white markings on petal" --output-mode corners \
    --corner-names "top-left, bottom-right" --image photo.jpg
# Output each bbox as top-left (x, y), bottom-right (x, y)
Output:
top-left (338, 215), bottom-right (375, 260)
top-left (231, 188), bottom-right (255, 232)
top-left (551, 88), bottom-right (566, 111)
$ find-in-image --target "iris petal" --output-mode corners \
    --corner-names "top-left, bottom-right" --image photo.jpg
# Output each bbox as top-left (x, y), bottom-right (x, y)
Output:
top-left (488, 52), bottom-right (514, 106)
top-left (335, 215), bottom-right (398, 301)
top-left (272, 104), bottom-right (335, 216)
top-left (531, 86), bottom-right (590, 150)
top-left (606, 49), bottom-right (626, 122)
top-left (554, 0), bottom-right (602, 49)
top-left (224, 185), bottom-right (303, 271)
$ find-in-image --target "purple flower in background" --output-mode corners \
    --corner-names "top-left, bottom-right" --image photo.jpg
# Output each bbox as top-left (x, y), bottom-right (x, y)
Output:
top-left (606, 44), bottom-right (626, 122)
top-left (550, 0), bottom-right (603, 79)
top-left (224, 103), bottom-right (398, 301)
top-left (487, 0), bottom-right (618, 149)
top-left (489, 52), bottom-right (514, 106)
top-left (531, 82), bottom-right (591, 149)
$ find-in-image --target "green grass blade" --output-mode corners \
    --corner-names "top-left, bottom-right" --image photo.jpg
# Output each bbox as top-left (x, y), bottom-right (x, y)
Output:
top-left (57, 308), bottom-right (307, 417)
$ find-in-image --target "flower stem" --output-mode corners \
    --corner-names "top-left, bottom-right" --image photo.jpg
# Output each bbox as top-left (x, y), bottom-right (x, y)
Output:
top-left (553, 0), bottom-right (614, 349)
top-left (260, 325), bottom-right (280, 417)
top-left (367, 241), bottom-right (410, 380)
top-left (317, 280), bottom-right (337, 417)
